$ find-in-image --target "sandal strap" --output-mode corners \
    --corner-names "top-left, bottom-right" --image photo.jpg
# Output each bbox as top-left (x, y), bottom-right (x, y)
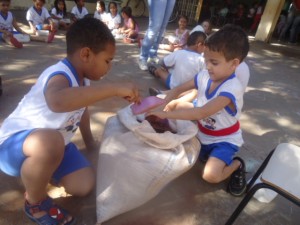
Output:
top-left (25, 197), bottom-right (53, 214)
top-left (148, 65), bottom-right (158, 77)
top-left (25, 196), bottom-right (74, 225)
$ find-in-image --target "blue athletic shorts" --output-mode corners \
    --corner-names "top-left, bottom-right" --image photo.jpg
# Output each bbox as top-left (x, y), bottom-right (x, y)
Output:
top-left (165, 73), bottom-right (171, 89)
top-left (35, 24), bottom-right (43, 30)
top-left (199, 142), bottom-right (239, 165)
top-left (0, 129), bottom-right (91, 184)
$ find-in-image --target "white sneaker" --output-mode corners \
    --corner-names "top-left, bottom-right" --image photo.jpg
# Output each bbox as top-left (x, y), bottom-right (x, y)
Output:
top-left (147, 57), bottom-right (160, 64)
top-left (138, 59), bottom-right (148, 71)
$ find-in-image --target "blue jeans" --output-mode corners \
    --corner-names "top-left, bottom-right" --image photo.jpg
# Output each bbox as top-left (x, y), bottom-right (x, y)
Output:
top-left (289, 15), bottom-right (300, 43)
top-left (140, 0), bottom-right (176, 61)
top-left (278, 12), bottom-right (295, 40)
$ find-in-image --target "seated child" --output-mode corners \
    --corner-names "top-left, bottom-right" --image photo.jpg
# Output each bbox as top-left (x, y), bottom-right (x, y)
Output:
top-left (119, 6), bottom-right (139, 42)
top-left (190, 19), bottom-right (213, 36)
top-left (147, 24), bottom-right (250, 197)
top-left (0, 17), bottom-right (140, 225)
top-left (148, 31), bottom-right (206, 91)
top-left (51, 0), bottom-right (71, 30)
top-left (26, 0), bottom-right (56, 43)
top-left (94, 0), bottom-right (108, 23)
top-left (106, 1), bottom-right (121, 36)
top-left (0, 0), bottom-right (27, 48)
top-left (71, 0), bottom-right (89, 22)
top-left (159, 15), bottom-right (189, 52)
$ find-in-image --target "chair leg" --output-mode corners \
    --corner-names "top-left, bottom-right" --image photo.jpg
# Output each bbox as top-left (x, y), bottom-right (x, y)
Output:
top-left (225, 183), bottom-right (270, 225)
top-left (246, 149), bottom-right (275, 192)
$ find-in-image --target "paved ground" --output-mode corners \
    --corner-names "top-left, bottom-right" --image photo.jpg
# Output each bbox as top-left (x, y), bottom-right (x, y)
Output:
top-left (1, 11), bottom-right (300, 225)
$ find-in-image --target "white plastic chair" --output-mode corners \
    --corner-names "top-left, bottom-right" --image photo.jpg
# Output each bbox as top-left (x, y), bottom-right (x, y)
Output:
top-left (225, 143), bottom-right (300, 225)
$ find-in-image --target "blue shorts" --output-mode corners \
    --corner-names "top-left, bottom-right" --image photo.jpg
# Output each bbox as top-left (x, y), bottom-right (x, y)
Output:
top-left (165, 73), bottom-right (171, 89)
top-left (35, 24), bottom-right (43, 30)
top-left (0, 129), bottom-right (91, 184)
top-left (199, 142), bottom-right (239, 165)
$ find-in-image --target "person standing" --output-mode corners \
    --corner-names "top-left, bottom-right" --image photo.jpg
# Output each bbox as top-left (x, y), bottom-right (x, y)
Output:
top-left (138, 0), bottom-right (176, 71)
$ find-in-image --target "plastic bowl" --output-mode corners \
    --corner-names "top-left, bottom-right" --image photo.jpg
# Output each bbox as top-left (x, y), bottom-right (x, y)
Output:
top-left (131, 96), bottom-right (166, 115)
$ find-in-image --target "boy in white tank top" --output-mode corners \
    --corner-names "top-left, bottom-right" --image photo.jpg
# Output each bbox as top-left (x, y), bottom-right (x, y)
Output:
top-left (0, 18), bottom-right (140, 225)
top-left (147, 25), bottom-right (250, 197)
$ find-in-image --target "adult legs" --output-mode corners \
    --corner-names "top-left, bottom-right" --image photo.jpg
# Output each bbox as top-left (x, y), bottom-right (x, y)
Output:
top-left (278, 13), bottom-right (295, 41)
top-left (150, 0), bottom-right (176, 58)
top-left (140, 0), bottom-right (176, 61)
top-left (289, 15), bottom-right (300, 43)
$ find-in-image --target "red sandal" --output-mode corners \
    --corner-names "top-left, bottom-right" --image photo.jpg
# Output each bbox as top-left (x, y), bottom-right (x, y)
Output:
top-left (24, 196), bottom-right (75, 225)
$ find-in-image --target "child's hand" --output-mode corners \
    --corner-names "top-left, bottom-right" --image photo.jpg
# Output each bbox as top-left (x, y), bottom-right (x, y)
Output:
top-left (4, 31), bottom-right (13, 37)
top-left (117, 83), bottom-right (140, 103)
top-left (146, 110), bottom-right (167, 119)
top-left (164, 99), bottom-right (179, 112)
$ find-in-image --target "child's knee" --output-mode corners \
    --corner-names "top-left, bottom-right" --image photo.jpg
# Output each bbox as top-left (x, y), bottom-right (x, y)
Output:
top-left (202, 170), bottom-right (223, 183)
top-left (63, 168), bottom-right (95, 197)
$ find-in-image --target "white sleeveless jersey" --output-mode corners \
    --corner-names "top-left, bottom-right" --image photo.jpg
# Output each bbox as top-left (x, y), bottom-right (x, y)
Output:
top-left (0, 59), bottom-right (90, 145)
top-left (26, 6), bottom-right (51, 26)
top-left (71, 6), bottom-right (89, 19)
top-left (195, 70), bottom-right (244, 146)
top-left (106, 13), bottom-right (121, 30)
top-left (0, 11), bottom-right (14, 31)
top-left (94, 11), bottom-right (108, 23)
top-left (163, 49), bottom-right (205, 89)
top-left (51, 8), bottom-right (64, 19)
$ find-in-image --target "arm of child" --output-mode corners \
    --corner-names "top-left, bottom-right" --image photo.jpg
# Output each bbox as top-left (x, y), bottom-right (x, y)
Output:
top-left (148, 95), bottom-right (231, 121)
top-left (27, 21), bottom-right (36, 34)
top-left (44, 74), bottom-right (140, 112)
top-left (164, 78), bottom-right (196, 103)
top-left (0, 28), bottom-right (12, 37)
top-left (79, 108), bottom-right (98, 151)
top-left (12, 18), bottom-right (26, 34)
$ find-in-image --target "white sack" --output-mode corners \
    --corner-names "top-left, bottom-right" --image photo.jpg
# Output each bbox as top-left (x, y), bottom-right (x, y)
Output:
top-left (96, 106), bottom-right (200, 223)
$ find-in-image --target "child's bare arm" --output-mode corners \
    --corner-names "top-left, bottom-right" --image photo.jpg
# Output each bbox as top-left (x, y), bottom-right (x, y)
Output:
top-left (0, 28), bottom-right (12, 36)
top-left (45, 74), bottom-right (140, 112)
top-left (12, 18), bottom-right (26, 34)
top-left (164, 78), bottom-right (196, 103)
top-left (79, 108), bottom-right (98, 151)
top-left (28, 21), bottom-right (36, 33)
top-left (148, 95), bottom-right (231, 121)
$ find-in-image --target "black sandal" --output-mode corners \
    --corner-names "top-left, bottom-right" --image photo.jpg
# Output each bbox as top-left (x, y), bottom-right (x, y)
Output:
top-left (149, 87), bottom-right (162, 96)
top-left (148, 65), bottom-right (158, 77)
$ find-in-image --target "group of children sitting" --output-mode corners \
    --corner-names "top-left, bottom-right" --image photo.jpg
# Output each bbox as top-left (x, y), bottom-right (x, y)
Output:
top-left (0, 0), bottom-right (140, 48)
top-left (0, 0), bottom-right (253, 223)
top-left (0, 14), bottom-right (252, 224)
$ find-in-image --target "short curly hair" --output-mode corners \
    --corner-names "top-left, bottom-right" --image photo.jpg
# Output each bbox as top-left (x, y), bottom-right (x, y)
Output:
top-left (66, 17), bottom-right (115, 55)
top-left (205, 24), bottom-right (249, 62)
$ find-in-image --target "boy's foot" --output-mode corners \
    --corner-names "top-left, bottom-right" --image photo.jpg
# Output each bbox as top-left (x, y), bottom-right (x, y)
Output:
top-left (149, 87), bottom-right (162, 96)
top-left (46, 32), bottom-right (55, 43)
top-left (227, 157), bottom-right (247, 197)
top-left (138, 59), bottom-right (148, 71)
top-left (10, 36), bottom-right (23, 48)
top-left (24, 196), bottom-right (75, 225)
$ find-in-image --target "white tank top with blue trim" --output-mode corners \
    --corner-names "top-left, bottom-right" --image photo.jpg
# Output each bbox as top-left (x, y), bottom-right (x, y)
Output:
top-left (0, 59), bottom-right (90, 145)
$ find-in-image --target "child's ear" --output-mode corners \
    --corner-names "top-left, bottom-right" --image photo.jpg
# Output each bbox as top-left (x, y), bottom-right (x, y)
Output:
top-left (232, 58), bottom-right (241, 69)
top-left (80, 47), bottom-right (92, 62)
